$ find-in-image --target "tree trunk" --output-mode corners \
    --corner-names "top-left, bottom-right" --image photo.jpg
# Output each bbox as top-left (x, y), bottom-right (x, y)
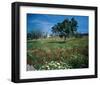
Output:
top-left (64, 36), bottom-right (66, 41)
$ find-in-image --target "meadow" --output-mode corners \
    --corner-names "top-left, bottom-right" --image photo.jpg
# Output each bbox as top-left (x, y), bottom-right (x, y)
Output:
top-left (27, 36), bottom-right (88, 70)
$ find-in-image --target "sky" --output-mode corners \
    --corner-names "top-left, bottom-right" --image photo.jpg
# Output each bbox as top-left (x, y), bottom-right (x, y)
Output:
top-left (27, 13), bottom-right (88, 34)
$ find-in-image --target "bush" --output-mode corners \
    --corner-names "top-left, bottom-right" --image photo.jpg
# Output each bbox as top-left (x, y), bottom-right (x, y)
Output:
top-left (27, 51), bottom-right (44, 69)
top-left (67, 54), bottom-right (88, 68)
top-left (75, 33), bottom-right (82, 38)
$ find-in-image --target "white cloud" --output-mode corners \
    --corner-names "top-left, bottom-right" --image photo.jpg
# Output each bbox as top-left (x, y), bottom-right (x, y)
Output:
top-left (29, 19), bottom-right (54, 34)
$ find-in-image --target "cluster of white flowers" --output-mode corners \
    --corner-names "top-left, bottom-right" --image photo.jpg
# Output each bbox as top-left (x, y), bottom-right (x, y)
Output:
top-left (40, 61), bottom-right (72, 70)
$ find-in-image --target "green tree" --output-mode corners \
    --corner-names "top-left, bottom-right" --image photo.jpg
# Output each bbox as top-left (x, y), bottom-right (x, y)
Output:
top-left (27, 32), bottom-right (32, 40)
top-left (51, 17), bottom-right (78, 41)
top-left (70, 17), bottom-right (78, 36)
top-left (27, 30), bottom-right (43, 40)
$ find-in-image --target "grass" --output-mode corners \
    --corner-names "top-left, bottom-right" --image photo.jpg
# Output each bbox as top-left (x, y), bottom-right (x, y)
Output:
top-left (27, 36), bottom-right (88, 70)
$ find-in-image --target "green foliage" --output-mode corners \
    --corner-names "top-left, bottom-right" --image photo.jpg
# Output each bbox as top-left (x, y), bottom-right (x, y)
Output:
top-left (75, 33), bottom-right (82, 38)
top-left (51, 17), bottom-right (78, 40)
top-left (27, 37), bottom-right (88, 70)
top-left (27, 31), bottom-right (48, 40)
top-left (66, 54), bottom-right (88, 68)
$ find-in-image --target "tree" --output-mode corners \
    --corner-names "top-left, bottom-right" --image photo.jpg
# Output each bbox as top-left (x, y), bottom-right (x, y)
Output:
top-left (27, 30), bottom-right (43, 40)
top-left (27, 33), bottom-right (32, 40)
top-left (32, 30), bottom-right (43, 39)
top-left (51, 17), bottom-right (78, 41)
top-left (70, 18), bottom-right (78, 36)
top-left (27, 30), bottom-right (49, 40)
top-left (61, 18), bottom-right (70, 40)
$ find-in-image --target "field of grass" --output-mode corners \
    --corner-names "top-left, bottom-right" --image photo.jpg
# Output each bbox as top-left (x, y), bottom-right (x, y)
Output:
top-left (27, 36), bottom-right (88, 70)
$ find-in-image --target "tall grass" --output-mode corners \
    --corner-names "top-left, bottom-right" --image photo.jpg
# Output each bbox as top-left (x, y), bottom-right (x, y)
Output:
top-left (27, 36), bottom-right (88, 70)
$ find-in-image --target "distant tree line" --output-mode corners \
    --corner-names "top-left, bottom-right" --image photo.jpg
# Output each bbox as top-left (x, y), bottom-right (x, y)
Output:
top-left (27, 31), bottom-right (48, 40)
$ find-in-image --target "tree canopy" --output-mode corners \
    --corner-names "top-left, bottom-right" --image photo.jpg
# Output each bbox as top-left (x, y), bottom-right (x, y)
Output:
top-left (51, 17), bottom-right (78, 40)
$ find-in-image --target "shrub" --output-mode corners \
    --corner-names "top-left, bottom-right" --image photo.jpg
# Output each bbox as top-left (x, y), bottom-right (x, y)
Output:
top-left (75, 33), bottom-right (82, 38)
top-left (67, 54), bottom-right (88, 68)
top-left (27, 51), bottom-right (44, 69)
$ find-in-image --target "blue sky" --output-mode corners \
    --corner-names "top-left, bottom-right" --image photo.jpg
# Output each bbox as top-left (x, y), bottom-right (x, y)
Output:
top-left (27, 14), bottom-right (88, 34)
